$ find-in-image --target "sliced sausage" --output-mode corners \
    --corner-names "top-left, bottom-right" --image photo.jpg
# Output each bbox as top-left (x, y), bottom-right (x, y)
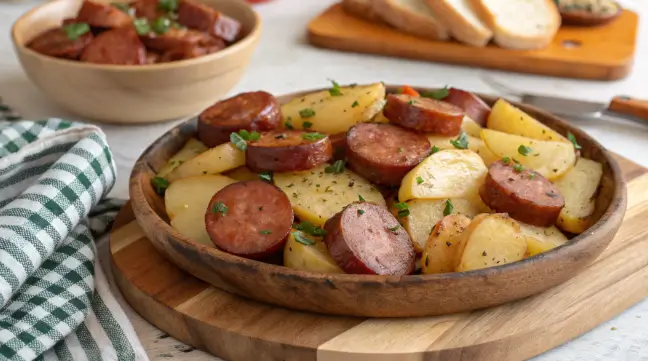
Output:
top-left (205, 180), bottom-right (293, 259)
top-left (27, 27), bottom-right (93, 59)
top-left (76, 0), bottom-right (133, 29)
top-left (197, 91), bottom-right (282, 147)
top-left (383, 94), bottom-right (464, 136)
top-left (345, 123), bottom-right (431, 186)
top-left (323, 202), bottom-right (416, 275)
top-left (479, 160), bottom-right (565, 227)
top-left (177, 0), bottom-right (241, 42)
top-left (329, 132), bottom-right (347, 161)
top-left (246, 130), bottom-right (333, 172)
top-left (141, 28), bottom-right (224, 53)
top-left (80, 26), bottom-right (147, 65)
top-left (442, 88), bottom-right (491, 126)
top-left (131, 0), bottom-right (164, 20)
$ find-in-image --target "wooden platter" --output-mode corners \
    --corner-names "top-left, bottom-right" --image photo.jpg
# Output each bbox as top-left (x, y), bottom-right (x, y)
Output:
top-left (111, 154), bottom-right (648, 361)
top-left (306, 3), bottom-right (639, 81)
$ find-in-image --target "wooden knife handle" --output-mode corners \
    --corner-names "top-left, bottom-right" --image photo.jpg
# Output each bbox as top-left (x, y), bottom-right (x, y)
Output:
top-left (608, 96), bottom-right (648, 121)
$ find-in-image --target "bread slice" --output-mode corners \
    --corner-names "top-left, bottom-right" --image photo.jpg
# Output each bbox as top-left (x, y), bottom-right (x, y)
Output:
top-left (342, 0), bottom-right (385, 23)
top-left (425, 0), bottom-right (493, 47)
top-left (372, 0), bottom-right (450, 41)
top-left (470, 0), bottom-right (561, 50)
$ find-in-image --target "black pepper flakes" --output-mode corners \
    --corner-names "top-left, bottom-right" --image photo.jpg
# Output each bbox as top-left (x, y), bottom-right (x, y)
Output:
top-left (482, 251), bottom-right (487, 256)
top-left (446, 241), bottom-right (452, 247)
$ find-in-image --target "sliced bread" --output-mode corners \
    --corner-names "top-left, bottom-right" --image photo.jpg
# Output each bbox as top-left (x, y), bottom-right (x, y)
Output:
top-left (470, 0), bottom-right (561, 50)
top-left (372, 0), bottom-right (450, 41)
top-left (342, 0), bottom-right (385, 23)
top-left (425, 0), bottom-right (493, 47)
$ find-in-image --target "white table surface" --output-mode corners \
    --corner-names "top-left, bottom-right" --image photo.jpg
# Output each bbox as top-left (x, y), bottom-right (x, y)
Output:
top-left (2, 0), bottom-right (648, 360)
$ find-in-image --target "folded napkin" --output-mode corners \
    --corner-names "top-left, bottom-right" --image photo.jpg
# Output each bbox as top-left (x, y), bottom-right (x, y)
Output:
top-left (0, 105), bottom-right (148, 361)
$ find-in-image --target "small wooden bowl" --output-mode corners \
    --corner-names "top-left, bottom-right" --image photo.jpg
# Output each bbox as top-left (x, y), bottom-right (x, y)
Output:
top-left (129, 86), bottom-right (627, 318)
top-left (560, 3), bottom-right (623, 27)
top-left (11, 0), bottom-right (261, 124)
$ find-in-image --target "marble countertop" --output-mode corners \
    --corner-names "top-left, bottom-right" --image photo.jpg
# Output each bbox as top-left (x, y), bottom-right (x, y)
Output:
top-left (1, 0), bottom-right (648, 360)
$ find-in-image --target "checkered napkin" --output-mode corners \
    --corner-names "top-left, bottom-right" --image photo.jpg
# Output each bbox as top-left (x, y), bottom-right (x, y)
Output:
top-left (0, 103), bottom-right (148, 361)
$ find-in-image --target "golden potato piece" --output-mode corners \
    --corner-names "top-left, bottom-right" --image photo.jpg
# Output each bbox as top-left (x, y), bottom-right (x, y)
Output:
top-left (164, 174), bottom-right (236, 220)
top-left (427, 134), bottom-right (498, 166)
top-left (283, 230), bottom-right (343, 274)
top-left (553, 158), bottom-right (603, 234)
top-left (421, 214), bottom-right (472, 274)
top-left (519, 223), bottom-right (569, 257)
top-left (372, 110), bottom-right (390, 123)
top-left (487, 99), bottom-right (569, 142)
top-left (461, 116), bottom-right (483, 138)
top-left (223, 166), bottom-right (259, 182)
top-left (170, 210), bottom-right (214, 247)
top-left (167, 143), bottom-right (245, 182)
top-left (157, 138), bottom-right (208, 178)
top-left (455, 213), bottom-right (527, 272)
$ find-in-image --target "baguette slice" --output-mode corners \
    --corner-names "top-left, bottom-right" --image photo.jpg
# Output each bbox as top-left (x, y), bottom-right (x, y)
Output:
top-left (425, 0), bottom-right (493, 47)
top-left (470, 0), bottom-right (561, 50)
top-left (373, 0), bottom-right (450, 41)
top-left (342, 0), bottom-right (385, 23)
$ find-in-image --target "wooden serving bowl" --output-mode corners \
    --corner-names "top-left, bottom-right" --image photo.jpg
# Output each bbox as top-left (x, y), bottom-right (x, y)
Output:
top-left (11, 0), bottom-right (260, 124)
top-left (559, 2), bottom-right (623, 27)
top-left (129, 86), bottom-right (627, 318)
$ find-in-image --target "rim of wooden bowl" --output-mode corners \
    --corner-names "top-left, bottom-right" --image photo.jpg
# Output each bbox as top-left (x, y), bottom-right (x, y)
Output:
top-left (10, 0), bottom-right (261, 71)
top-left (129, 85), bottom-right (627, 316)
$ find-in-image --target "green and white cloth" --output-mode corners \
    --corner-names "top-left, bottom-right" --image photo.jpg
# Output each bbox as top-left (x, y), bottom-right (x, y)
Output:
top-left (0, 104), bottom-right (148, 361)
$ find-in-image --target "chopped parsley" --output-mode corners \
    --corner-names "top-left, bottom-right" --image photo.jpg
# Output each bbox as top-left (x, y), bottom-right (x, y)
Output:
top-left (351, 101), bottom-right (359, 108)
top-left (151, 176), bottom-right (169, 195)
top-left (567, 132), bottom-right (582, 150)
top-left (302, 132), bottom-right (326, 141)
top-left (303, 121), bottom-right (313, 129)
top-left (285, 117), bottom-right (294, 129)
top-left (421, 86), bottom-right (449, 100)
top-left (63, 23), bottom-right (90, 40)
top-left (528, 172), bottom-right (536, 180)
top-left (431, 146), bottom-right (440, 154)
top-left (157, 0), bottom-right (178, 12)
top-left (133, 18), bottom-right (151, 35)
top-left (292, 231), bottom-right (315, 246)
top-left (443, 199), bottom-right (453, 216)
top-left (450, 132), bottom-right (469, 150)
top-left (416, 176), bottom-right (424, 185)
top-left (387, 225), bottom-right (400, 233)
top-left (151, 16), bottom-right (171, 34)
top-left (258, 171), bottom-right (273, 182)
top-left (518, 145), bottom-right (533, 156)
top-left (211, 201), bottom-right (228, 216)
top-left (230, 129), bottom-right (260, 151)
top-left (295, 221), bottom-right (326, 237)
top-left (501, 157), bottom-right (511, 165)
top-left (357, 209), bottom-right (365, 215)
top-left (325, 160), bottom-right (345, 174)
top-left (394, 202), bottom-right (410, 218)
top-left (259, 230), bottom-right (272, 235)
top-left (329, 80), bottom-right (343, 96)
top-left (299, 108), bottom-right (316, 118)
top-left (358, 194), bottom-right (366, 202)
top-left (513, 163), bottom-right (525, 172)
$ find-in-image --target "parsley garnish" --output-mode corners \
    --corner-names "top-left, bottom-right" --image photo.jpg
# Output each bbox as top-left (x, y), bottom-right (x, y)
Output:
top-left (358, 194), bottom-right (366, 202)
top-left (151, 176), bottom-right (169, 195)
top-left (157, 0), bottom-right (178, 12)
top-left (421, 86), bottom-right (449, 100)
top-left (299, 108), bottom-right (316, 118)
top-left (63, 23), bottom-right (90, 40)
top-left (443, 199), bottom-right (453, 216)
top-left (329, 80), bottom-right (343, 96)
top-left (133, 18), bottom-right (150, 35)
top-left (513, 163), bottom-right (525, 172)
top-left (302, 132), bottom-right (326, 141)
top-left (258, 171), bottom-right (272, 182)
top-left (303, 121), bottom-right (313, 129)
top-left (285, 116), bottom-right (294, 129)
top-left (518, 145), bottom-right (533, 156)
top-left (357, 209), bottom-right (365, 215)
top-left (295, 221), bottom-right (326, 237)
top-left (259, 230), bottom-right (272, 235)
top-left (529, 172), bottom-right (536, 180)
top-left (325, 160), bottom-right (345, 174)
top-left (230, 130), bottom-right (260, 151)
top-left (431, 146), bottom-right (440, 154)
top-left (501, 157), bottom-right (511, 165)
top-left (351, 101), bottom-right (359, 108)
top-left (394, 202), bottom-right (410, 218)
top-left (387, 225), bottom-right (400, 233)
top-left (292, 231), bottom-right (315, 246)
top-left (151, 17), bottom-right (171, 34)
top-left (567, 132), bottom-right (582, 150)
top-left (450, 132), bottom-right (469, 149)
top-left (416, 176), bottom-right (424, 185)
top-left (211, 201), bottom-right (228, 216)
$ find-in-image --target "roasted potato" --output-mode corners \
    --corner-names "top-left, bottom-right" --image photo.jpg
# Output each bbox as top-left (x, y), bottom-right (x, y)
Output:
top-left (487, 99), bottom-right (569, 142)
top-left (427, 134), bottom-right (498, 166)
top-left (283, 230), bottom-right (343, 274)
top-left (398, 149), bottom-right (488, 202)
top-left (519, 223), bottom-right (569, 257)
top-left (421, 214), bottom-right (472, 274)
top-left (455, 213), bottom-right (527, 272)
top-left (461, 116), bottom-right (483, 138)
top-left (372, 110), bottom-right (390, 123)
top-left (166, 143), bottom-right (245, 182)
top-left (481, 129), bottom-right (576, 180)
top-left (553, 158), bottom-right (604, 234)
top-left (164, 174), bottom-right (236, 220)
top-left (224, 166), bottom-right (259, 182)
top-left (157, 138), bottom-right (208, 178)
top-left (274, 164), bottom-right (386, 227)
top-left (281, 83), bottom-right (386, 134)
top-left (170, 210), bottom-right (214, 247)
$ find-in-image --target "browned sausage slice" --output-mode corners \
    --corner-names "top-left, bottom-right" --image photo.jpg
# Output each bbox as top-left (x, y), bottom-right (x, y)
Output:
top-left (479, 160), bottom-right (565, 227)
top-left (197, 91), bottom-right (282, 147)
top-left (324, 202), bottom-right (416, 275)
top-left (442, 88), bottom-right (491, 126)
top-left (346, 123), bottom-right (431, 186)
top-left (383, 94), bottom-right (464, 136)
top-left (205, 180), bottom-right (293, 259)
top-left (76, 0), bottom-right (133, 28)
top-left (329, 132), bottom-right (347, 161)
top-left (80, 26), bottom-right (147, 65)
top-left (131, 0), bottom-right (164, 20)
top-left (177, 0), bottom-right (241, 42)
top-left (246, 130), bottom-right (333, 172)
top-left (27, 27), bottom-right (93, 59)
top-left (141, 28), bottom-right (225, 54)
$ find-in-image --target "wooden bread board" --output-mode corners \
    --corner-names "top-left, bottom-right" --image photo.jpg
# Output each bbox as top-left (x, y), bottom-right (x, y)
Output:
top-left (307, 3), bottom-right (639, 81)
top-left (110, 154), bottom-right (648, 361)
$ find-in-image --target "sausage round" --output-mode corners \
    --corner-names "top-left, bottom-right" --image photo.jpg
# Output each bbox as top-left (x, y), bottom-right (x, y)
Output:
top-left (205, 180), bottom-right (293, 259)
top-left (177, 0), bottom-right (242, 42)
top-left (131, 0), bottom-right (163, 20)
top-left (345, 123), bottom-right (431, 186)
top-left (141, 28), bottom-right (223, 52)
top-left (443, 88), bottom-right (491, 126)
top-left (76, 0), bottom-right (133, 29)
top-left (27, 27), bottom-right (93, 59)
top-left (246, 130), bottom-right (333, 172)
top-left (197, 91), bottom-right (283, 147)
top-left (329, 132), bottom-right (347, 161)
top-left (383, 94), bottom-right (464, 136)
top-left (479, 160), bottom-right (565, 227)
top-left (80, 26), bottom-right (147, 65)
top-left (323, 202), bottom-right (416, 275)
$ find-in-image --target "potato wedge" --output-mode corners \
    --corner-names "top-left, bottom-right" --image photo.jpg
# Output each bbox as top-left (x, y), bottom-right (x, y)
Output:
top-left (392, 198), bottom-right (482, 252)
top-left (487, 99), bottom-right (569, 142)
top-left (164, 174), bottom-right (236, 220)
top-left (224, 166), bottom-right (259, 182)
top-left (372, 110), bottom-right (390, 123)
top-left (157, 138), bottom-right (208, 178)
top-left (398, 149), bottom-right (488, 202)
top-left (283, 230), bottom-right (343, 274)
top-left (281, 83), bottom-right (386, 134)
top-left (421, 214), bottom-right (472, 274)
top-left (461, 116), bottom-right (483, 138)
top-left (455, 213), bottom-right (526, 272)
top-left (167, 143), bottom-right (245, 182)
top-left (274, 164), bottom-right (386, 227)
top-left (427, 134), bottom-right (498, 166)
top-left (481, 129), bottom-right (576, 180)
top-left (553, 158), bottom-right (603, 234)
top-left (519, 223), bottom-right (569, 257)
top-left (170, 210), bottom-right (214, 247)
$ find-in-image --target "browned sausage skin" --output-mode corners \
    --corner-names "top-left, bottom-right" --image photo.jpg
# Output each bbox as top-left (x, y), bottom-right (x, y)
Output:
top-left (324, 202), bottom-right (416, 275)
top-left (345, 123), bottom-right (431, 186)
top-left (442, 88), bottom-right (491, 126)
top-left (27, 28), bottom-right (93, 59)
top-left (383, 94), bottom-right (464, 136)
top-left (329, 132), bottom-right (347, 161)
top-left (246, 130), bottom-right (333, 173)
top-left (197, 91), bottom-right (283, 147)
top-left (479, 160), bottom-right (565, 227)
top-left (80, 26), bottom-right (147, 65)
top-left (205, 180), bottom-right (293, 259)
top-left (177, 0), bottom-right (241, 42)
top-left (76, 0), bottom-right (133, 29)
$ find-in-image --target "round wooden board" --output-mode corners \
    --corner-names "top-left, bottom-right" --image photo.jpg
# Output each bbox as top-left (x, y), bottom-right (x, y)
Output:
top-left (110, 155), bottom-right (648, 361)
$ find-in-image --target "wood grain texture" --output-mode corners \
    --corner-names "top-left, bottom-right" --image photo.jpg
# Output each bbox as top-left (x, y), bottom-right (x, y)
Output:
top-left (306, 3), bottom-right (638, 81)
top-left (112, 155), bottom-right (648, 361)
top-left (129, 85), bottom-right (626, 318)
top-left (609, 96), bottom-right (648, 121)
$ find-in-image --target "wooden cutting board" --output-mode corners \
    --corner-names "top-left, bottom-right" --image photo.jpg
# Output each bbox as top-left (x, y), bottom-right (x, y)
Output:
top-left (306, 3), bottom-right (639, 81)
top-left (110, 155), bottom-right (648, 361)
